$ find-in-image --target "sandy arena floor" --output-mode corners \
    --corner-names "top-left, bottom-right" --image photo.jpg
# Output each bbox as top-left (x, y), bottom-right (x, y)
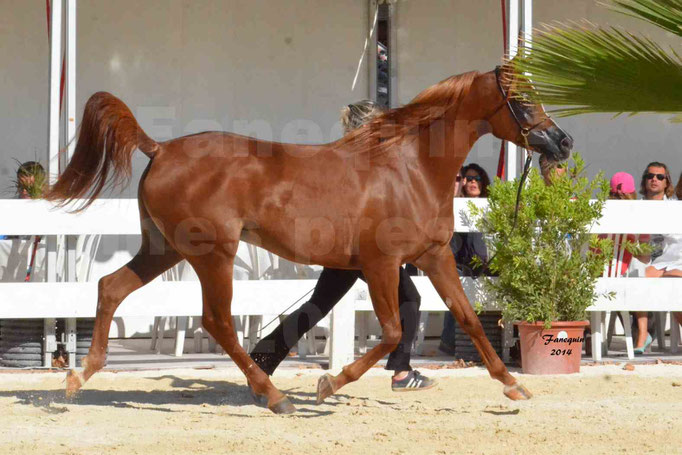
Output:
top-left (0, 364), bottom-right (681, 455)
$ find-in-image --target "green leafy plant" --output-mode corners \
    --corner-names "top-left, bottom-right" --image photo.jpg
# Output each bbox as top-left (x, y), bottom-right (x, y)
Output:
top-left (468, 154), bottom-right (614, 327)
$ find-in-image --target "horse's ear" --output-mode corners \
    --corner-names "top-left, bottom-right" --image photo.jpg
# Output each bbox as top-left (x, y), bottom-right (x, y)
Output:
top-left (498, 58), bottom-right (517, 88)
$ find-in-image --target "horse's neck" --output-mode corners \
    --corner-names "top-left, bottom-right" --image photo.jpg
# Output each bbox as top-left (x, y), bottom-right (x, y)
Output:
top-left (416, 113), bottom-right (486, 204)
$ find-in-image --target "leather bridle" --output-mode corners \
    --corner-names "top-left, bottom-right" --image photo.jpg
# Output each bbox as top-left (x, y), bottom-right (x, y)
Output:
top-left (490, 65), bottom-right (551, 151)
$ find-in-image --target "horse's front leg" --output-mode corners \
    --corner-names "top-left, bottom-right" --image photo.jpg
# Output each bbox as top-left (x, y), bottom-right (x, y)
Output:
top-left (414, 245), bottom-right (532, 401)
top-left (316, 262), bottom-right (401, 404)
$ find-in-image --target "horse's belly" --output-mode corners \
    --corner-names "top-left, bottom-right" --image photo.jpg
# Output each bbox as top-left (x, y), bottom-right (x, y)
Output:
top-left (240, 219), bottom-right (359, 269)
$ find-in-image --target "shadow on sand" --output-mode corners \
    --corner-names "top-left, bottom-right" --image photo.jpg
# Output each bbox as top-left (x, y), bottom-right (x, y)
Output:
top-left (0, 375), bottom-right (400, 418)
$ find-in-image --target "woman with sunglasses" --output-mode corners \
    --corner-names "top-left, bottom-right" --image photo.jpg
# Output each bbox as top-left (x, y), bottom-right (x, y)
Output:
top-left (460, 163), bottom-right (490, 198)
top-left (439, 163), bottom-right (491, 355)
top-left (631, 162), bottom-right (679, 353)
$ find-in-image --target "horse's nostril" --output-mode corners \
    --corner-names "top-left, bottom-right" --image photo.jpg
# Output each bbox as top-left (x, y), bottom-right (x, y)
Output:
top-left (560, 136), bottom-right (573, 152)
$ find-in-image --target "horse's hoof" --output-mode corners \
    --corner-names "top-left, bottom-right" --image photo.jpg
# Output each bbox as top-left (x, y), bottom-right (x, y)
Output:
top-left (268, 396), bottom-right (296, 415)
top-left (316, 373), bottom-right (337, 404)
top-left (247, 383), bottom-right (267, 408)
top-left (65, 370), bottom-right (84, 399)
top-left (504, 383), bottom-right (533, 401)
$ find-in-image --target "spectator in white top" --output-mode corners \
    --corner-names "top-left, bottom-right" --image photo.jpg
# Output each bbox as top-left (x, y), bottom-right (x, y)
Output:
top-left (636, 162), bottom-right (677, 354)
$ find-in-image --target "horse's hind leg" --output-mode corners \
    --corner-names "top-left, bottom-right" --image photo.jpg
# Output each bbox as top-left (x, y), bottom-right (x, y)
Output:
top-left (187, 251), bottom-right (296, 414)
top-left (317, 263), bottom-right (402, 404)
top-left (415, 245), bottom-right (532, 401)
top-left (66, 219), bottom-right (182, 397)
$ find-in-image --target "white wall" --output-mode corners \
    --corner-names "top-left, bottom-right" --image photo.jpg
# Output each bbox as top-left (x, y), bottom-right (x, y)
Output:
top-left (0, 0), bottom-right (369, 197)
top-left (394, 0), bottom-right (505, 175)
top-left (0, 1), bottom-right (49, 192)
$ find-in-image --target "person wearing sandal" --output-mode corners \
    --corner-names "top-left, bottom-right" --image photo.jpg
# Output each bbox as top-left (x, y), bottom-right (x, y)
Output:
top-left (249, 100), bottom-right (435, 392)
top-left (636, 162), bottom-right (676, 354)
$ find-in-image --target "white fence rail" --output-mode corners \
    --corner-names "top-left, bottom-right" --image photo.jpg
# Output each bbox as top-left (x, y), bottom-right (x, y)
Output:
top-left (1, 198), bottom-right (682, 368)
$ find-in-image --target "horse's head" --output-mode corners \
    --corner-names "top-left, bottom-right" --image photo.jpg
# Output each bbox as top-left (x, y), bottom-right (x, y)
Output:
top-left (486, 64), bottom-right (572, 163)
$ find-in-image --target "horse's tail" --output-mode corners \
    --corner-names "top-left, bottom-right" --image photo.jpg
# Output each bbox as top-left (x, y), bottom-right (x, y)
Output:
top-left (45, 91), bottom-right (159, 211)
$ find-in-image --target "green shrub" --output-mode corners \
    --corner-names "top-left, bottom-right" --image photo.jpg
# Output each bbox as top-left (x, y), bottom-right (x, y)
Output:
top-left (469, 154), bottom-right (615, 327)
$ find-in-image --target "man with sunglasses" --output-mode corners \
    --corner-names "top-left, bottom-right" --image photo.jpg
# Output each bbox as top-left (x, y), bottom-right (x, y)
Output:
top-left (640, 162), bottom-right (674, 201)
top-left (631, 162), bottom-right (675, 354)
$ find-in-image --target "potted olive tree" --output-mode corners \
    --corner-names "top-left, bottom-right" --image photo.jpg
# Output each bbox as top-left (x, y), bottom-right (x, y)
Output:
top-left (469, 154), bottom-right (617, 374)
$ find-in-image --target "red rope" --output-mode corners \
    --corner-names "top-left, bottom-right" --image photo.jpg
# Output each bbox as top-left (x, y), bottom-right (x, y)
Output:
top-left (45, 0), bottom-right (51, 35)
top-left (496, 0), bottom-right (507, 180)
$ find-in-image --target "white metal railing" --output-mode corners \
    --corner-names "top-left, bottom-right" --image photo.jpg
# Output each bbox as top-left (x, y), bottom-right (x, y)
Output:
top-left (2, 198), bottom-right (682, 367)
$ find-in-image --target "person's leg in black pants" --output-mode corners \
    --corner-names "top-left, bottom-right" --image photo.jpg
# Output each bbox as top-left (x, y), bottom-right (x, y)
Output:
top-left (380, 267), bottom-right (434, 390)
top-left (250, 268), bottom-right (360, 375)
top-left (384, 266), bottom-right (420, 373)
top-left (250, 266), bottom-right (434, 390)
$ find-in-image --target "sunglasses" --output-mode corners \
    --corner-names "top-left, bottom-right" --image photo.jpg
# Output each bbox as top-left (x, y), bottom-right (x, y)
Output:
top-left (465, 175), bottom-right (482, 182)
top-left (645, 173), bottom-right (666, 181)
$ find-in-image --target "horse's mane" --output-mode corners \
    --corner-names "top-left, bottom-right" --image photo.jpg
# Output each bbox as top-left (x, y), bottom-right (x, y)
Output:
top-left (336, 71), bottom-right (479, 158)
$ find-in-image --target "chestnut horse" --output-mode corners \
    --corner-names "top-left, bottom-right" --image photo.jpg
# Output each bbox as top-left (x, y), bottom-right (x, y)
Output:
top-left (47, 64), bottom-right (572, 414)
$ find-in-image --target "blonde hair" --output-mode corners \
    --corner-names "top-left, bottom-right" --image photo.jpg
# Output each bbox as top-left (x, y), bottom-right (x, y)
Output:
top-left (336, 72), bottom-right (478, 159)
top-left (340, 100), bottom-right (384, 133)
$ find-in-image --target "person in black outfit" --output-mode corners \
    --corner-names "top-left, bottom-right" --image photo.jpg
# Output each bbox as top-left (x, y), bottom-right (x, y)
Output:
top-left (250, 100), bottom-right (434, 391)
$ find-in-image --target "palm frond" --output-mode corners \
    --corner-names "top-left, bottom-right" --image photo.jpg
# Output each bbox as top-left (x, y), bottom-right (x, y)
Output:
top-left (512, 23), bottom-right (682, 116)
top-left (606, 0), bottom-right (682, 37)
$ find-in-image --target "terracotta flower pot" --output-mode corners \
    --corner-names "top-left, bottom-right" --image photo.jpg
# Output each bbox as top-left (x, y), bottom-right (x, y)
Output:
top-left (516, 321), bottom-right (589, 375)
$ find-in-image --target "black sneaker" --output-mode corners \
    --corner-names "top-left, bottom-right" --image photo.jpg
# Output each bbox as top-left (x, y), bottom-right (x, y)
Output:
top-left (391, 370), bottom-right (436, 392)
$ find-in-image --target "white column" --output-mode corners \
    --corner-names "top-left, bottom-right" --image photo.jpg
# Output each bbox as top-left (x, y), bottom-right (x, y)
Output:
top-left (66, 2), bottom-right (77, 269)
top-left (66, 0), bottom-right (77, 162)
top-left (506, 0), bottom-right (519, 181)
top-left (520, 0), bottom-right (533, 173)
top-left (48, 0), bottom-right (63, 187)
top-left (523, 0), bottom-right (533, 53)
top-left (45, 0), bottom-right (64, 368)
top-left (329, 292), bottom-right (356, 371)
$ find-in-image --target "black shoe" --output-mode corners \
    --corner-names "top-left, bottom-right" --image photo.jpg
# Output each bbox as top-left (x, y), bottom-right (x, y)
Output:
top-left (391, 370), bottom-right (436, 392)
top-left (438, 341), bottom-right (457, 356)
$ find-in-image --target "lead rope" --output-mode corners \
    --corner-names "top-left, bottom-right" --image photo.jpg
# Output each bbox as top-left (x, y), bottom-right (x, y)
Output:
top-left (257, 286), bottom-right (316, 337)
top-left (482, 144), bottom-right (534, 274)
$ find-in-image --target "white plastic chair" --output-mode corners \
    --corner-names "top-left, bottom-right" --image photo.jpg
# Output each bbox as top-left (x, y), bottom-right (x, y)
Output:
top-left (599, 234), bottom-right (635, 359)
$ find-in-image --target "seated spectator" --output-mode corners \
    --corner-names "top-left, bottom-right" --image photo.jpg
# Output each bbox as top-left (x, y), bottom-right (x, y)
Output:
top-left (603, 172), bottom-right (651, 275)
top-left (0, 161), bottom-right (46, 241)
top-left (0, 161), bottom-right (46, 281)
top-left (16, 161), bottom-right (46, 200)
top-left (636, 161), bottom-right (677, 354)
top-left (439, 163), bottom-right (491, 355)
